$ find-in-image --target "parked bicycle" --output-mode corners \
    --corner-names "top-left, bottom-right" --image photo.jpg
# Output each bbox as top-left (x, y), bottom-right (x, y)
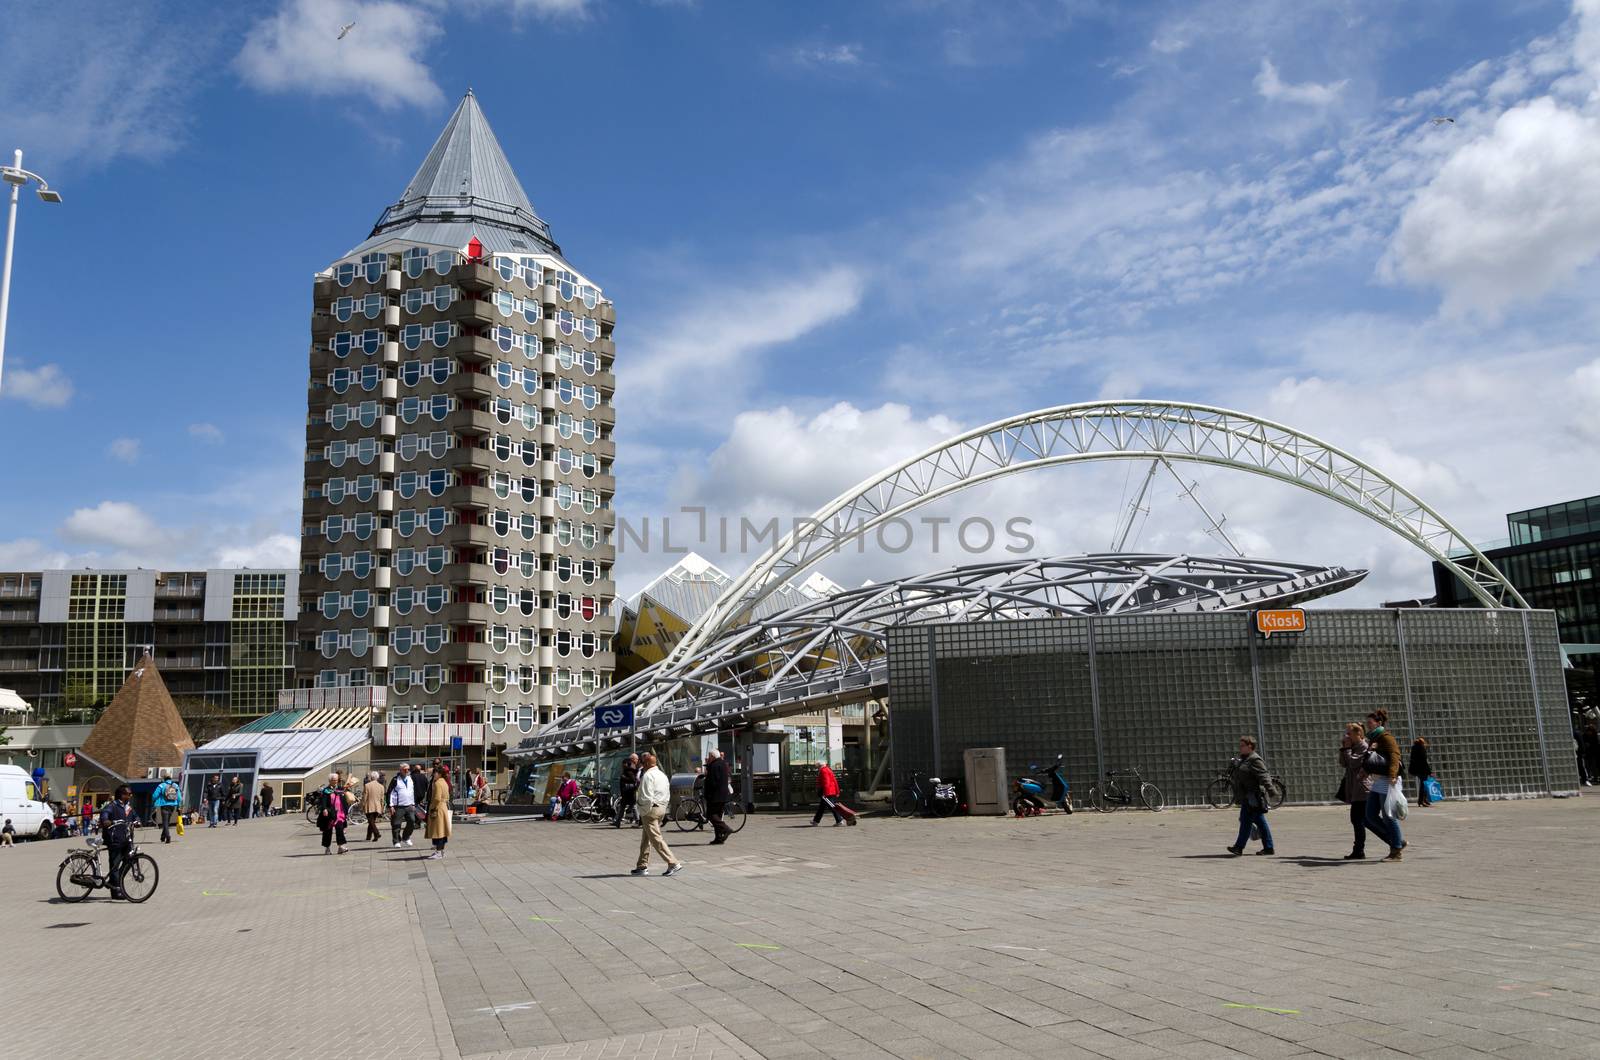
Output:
top-left (55, 834), bottom-right (159, 903)
top-left (892, 771), bottom-right (958, 817)
top-left (1205, 758), bottom-right (1287, 809)
top-left (1087, 768), bottom-right (1164, 812)
top-left (302, 789), bottom-right (368, 827)
top-left (672, 777), bottom-right (747, 833)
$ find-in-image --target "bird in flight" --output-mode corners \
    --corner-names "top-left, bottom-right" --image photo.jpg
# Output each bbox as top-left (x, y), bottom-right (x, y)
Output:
top-left (338, 21), bottom-right (356, 40)
top-left (1430, 116), bottom-right (1455, 125)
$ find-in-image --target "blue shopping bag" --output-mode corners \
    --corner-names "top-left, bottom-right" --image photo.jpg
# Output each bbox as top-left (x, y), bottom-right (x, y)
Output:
top-left (1424, 776), bottom-right (1443, 802)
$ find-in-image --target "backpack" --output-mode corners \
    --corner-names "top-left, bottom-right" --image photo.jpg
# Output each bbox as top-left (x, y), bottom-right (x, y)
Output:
top-left (162, 781), bottom-right (180, 804)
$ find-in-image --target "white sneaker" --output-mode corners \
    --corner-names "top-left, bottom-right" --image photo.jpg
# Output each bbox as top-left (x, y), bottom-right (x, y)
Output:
top-left (393, 841), bottom-right (402, 849)
top-left (425, 851), bottom-right (443, 860)
top-left (405, 838), bottom-right (414, 847)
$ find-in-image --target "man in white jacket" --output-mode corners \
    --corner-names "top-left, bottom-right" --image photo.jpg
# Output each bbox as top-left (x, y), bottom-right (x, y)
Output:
top-left (631, 753), bottom-right (682, 877)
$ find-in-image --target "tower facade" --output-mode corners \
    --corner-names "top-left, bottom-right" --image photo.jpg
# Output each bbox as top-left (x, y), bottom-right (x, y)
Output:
top-left (297, 92), bottom-right (617, 760)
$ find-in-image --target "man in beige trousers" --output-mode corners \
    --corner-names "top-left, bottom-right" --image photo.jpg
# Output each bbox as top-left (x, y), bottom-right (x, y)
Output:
top-left (630, 753), bottom-right (683, 877)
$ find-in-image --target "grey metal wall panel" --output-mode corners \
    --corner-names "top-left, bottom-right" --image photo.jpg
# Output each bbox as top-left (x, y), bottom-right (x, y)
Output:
top-left (204, 570), bottom-right (236, 622)
top-left (888, 609), bottom-right (1575, 808)
top-left (123, 570), bottom-right (157, 622)
top-left (282, 570), bottom-right (300, 621)
top-left (38, 571), bottom-right (71, 623)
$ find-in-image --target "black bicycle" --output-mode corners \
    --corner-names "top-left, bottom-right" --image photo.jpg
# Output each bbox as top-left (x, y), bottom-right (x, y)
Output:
top-left (892, 771), bottom-right (957, 818)
top-left (1087, 768), bottom-right (1164, 812)
top-left (56, 834), bottom-right (159, 903)
top-left (672, 777), bottom-right (747, 833)
top-left (303, 790), bottom-right (368, 827)
top-left (1205, 759), bottom-right (1287, 809)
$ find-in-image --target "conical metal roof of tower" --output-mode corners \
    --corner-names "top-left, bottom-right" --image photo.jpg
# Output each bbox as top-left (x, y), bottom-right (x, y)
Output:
top-left (348, 90), bottom-right (562, 258)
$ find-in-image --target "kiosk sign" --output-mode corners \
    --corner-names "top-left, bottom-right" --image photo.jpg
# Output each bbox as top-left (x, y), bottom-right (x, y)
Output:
top-left (1255, 609), bottom-right (1307, 637)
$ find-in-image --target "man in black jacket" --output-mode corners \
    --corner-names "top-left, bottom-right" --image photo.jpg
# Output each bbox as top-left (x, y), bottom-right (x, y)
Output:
top-left (99, 785), bottom-right (138, 899)
top-left (704, 749), bottom-right (733, 845)
top-left (614, 753), bottom-right (639, 828)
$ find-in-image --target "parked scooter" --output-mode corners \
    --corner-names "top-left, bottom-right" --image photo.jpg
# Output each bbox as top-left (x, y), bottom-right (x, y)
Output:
top-left (1011, 755), bottom-right (1073, 817)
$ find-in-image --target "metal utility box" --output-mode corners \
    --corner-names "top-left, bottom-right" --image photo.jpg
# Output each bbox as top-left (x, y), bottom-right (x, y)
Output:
top-left (963, 747), bottom-right (1008, 815)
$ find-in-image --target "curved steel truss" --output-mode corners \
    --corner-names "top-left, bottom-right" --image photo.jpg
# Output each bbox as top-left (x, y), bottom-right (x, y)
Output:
top-left (661, 401), bottom-right (1523, 671)
top-left (511, 554), bottom-right (1366, 760)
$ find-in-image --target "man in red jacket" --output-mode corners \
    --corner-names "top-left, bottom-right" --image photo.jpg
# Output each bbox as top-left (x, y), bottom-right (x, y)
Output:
top-left (810, 762), bottom-right (858, 827)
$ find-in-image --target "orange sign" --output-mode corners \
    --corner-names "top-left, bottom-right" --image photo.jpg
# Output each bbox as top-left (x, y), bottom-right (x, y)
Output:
top-left (1255, 609), bottom-right (1306, 637)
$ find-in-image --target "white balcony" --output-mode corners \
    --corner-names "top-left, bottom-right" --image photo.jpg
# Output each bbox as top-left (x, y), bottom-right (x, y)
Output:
top-left (372, 721), bottom-right (485, 748)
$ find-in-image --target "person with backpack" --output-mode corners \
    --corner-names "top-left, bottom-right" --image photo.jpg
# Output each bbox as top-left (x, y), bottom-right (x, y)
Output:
top-left (152, 772), bottom-right (183, 844)
top-left (1226, 735), bottom-right (1274, 856)
top-left (1362, 709), bottom-right (1406, 861)
top-left (387, 763), bottom-right (421, 848)
top-left (317, 772), bottom-right (349, 855)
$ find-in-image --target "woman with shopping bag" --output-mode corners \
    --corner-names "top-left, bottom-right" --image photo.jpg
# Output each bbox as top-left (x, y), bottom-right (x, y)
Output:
top-left (1361, 709), bottom-right (1407, 861)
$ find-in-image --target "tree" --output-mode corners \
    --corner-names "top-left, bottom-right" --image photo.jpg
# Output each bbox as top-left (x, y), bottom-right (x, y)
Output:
top-left (0, 724), bottom-right (9, 747)
top-left (173, 696), bottom-right (235, 745)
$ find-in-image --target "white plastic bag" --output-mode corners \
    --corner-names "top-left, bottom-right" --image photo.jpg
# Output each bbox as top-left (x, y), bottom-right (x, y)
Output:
top-left (1385, 783), bottom-right (1408, 821)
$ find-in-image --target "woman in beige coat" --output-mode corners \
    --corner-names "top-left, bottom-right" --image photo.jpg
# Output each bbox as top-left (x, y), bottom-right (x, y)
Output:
top-left (425, 764), bottom-right (452, 860)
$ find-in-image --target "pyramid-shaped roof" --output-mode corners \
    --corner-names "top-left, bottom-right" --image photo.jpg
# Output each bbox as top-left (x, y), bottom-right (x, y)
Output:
top-left (78, 654), bottom-right (195, 781)
top-left (348, 90), bottom-right (561, 258)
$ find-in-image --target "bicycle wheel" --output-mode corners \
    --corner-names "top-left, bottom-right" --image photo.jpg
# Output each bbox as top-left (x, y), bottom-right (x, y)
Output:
top-left (1087, 784), bottom-right (1110, 812)
top-left (672, 799), bottom-right (701, 831)
top-left (347, 806), bottom-right (367, 826)
top-left (1205, 778), bottom-right (1233, 809)
top-left (118, 853), bottom-right (160, 903)
top-left (55, 854), bottom-right (97, 903)
top-left (1139, 783), bottom-right (1165, 812)
top-left (892, 790), bottom-right (917, 818)
top-left (932, 795), bottom-right (955, 817)
top-left (569, 794), bottom-right (595, 822)
top-left (303, 802), bottom-right (320, 825)
top-left (722, 802), bottom-right (747, 833)
top-left (496, 789), bottom-right (510, 805)
top-left (1269, 777), bottom-right (1287, 809)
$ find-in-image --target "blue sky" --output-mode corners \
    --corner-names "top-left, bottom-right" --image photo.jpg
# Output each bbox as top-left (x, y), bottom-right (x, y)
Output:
top-left (1, 0), bottom-right (1598, 604)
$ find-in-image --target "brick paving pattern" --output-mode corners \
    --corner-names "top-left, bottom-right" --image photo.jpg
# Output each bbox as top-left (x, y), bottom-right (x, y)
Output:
top-left (4, 798), bottom-right (1599, 1058)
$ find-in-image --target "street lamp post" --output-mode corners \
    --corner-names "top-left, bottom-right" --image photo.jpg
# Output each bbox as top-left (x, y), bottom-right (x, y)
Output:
top-left (0, 148), bottom-right (64, 396)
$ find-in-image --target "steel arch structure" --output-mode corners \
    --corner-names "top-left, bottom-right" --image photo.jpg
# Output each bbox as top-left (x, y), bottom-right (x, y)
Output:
top-left (512, 554), bottom-right (1366, 760)
top-left (663, 400), bottom-right (1525, 670)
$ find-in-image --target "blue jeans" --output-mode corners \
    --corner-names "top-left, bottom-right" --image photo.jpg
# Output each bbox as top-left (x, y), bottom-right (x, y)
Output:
top-left (1364, 791), bottom-right (1403, 850)
top-left (1234, 804), bottom-right (1272, 850)
top-left (209, 800), bottom-right (220, 826)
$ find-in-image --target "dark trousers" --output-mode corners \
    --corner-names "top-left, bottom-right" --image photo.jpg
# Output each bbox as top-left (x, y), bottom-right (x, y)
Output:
top-left (392, 805), bottom-right (419, 843)
top-left (228, 799), bottom-right (242, 824)
top-left (1348, 800), bottom-right (1365, 854)
top-left (320, 818), bottom-right (347, 849)
top-left (262, 799), bottom-right (273, 817)
top-left (1414, 775), bottom-right (1432, 805)
top-left (366, 811), bottom-right (383, 841)
top-left (107, 843), bottom-right (129, 895)
top-left (812, 795), bottom-right (847, 824)
top-left (706, 802), bottom-right (731, 841)
top-left (614, 786), bottom-right (636, 826)
top-left (158, 807), bottom-right (174, 843)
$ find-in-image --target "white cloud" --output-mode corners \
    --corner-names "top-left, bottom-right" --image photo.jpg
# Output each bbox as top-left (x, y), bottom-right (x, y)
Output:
top-left (188, 423), bottom-right (225, 444)
top-left (61, 502), bottom-right (168, 551)
top-left (212, 533), bottom-right (300, 568)
top-left (1255, 58), bottom-right (1348, 106)
top-left (622, 267), bottom-right (864, 424)
top-left (1387, 97), bottom-right (1600, 317)
top-left (0, 1), bottom-right (201, 164)
top-left (786, 43), bottom-right (864, 69)
top-left (107, 438), bottom-right (141, 464)
top-left (237, 0), bottom-right (444, 109)
top-left (2, 363), bottom-right (73, 408)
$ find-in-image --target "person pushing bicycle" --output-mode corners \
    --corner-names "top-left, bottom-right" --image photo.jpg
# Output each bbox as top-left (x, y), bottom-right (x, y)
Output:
top-left (98, 785), bottom-right (139, 899)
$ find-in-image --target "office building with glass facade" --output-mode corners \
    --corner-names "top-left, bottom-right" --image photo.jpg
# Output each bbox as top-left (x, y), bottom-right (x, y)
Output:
top-left (296, 90), bottom-right (617, 771)
top-left (1433, 494), bottom-right (1600, 665)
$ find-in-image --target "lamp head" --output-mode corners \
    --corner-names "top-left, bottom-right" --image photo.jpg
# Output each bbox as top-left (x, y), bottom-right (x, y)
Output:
top-left (36, 188), bottom-right (62, 203)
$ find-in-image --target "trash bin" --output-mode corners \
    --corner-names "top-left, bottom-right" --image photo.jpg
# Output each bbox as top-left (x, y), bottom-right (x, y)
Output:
top-left (963, 748), bottom-right (1008, 816)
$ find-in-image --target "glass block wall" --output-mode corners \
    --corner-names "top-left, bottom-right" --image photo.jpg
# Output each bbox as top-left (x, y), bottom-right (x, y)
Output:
top-left (886, 609), bottom-right (1576, 806)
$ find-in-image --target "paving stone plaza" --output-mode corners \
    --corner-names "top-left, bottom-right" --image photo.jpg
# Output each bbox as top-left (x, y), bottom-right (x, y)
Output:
top-left (7, 797), bottom-right (1600, 1059)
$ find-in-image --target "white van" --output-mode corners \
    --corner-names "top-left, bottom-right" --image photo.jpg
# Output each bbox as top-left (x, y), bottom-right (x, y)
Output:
top-left (0, 764), bottom-right (54, 841)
